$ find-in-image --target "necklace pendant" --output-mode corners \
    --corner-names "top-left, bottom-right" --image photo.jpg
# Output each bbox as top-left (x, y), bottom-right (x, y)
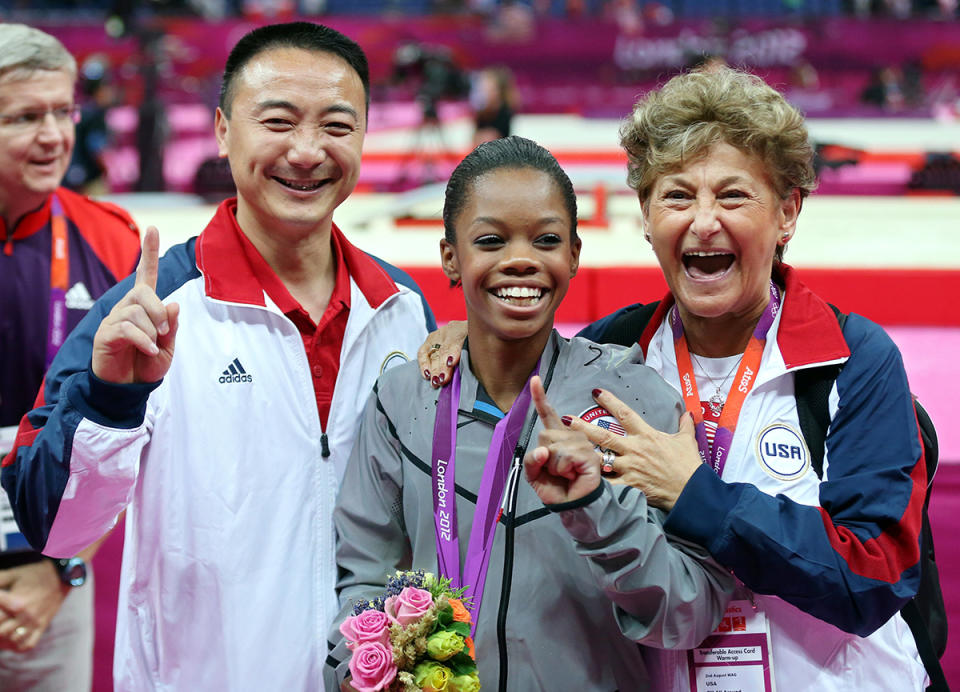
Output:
top-left (707, 391), bottom-right (724, 417)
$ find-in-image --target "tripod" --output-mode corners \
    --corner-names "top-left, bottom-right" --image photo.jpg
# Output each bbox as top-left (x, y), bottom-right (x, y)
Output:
top-left (394, 99), bottom-right (458, 190)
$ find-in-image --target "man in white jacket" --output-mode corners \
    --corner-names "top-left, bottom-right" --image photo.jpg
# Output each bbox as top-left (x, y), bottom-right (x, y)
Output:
top-left (2, 22), bottom-right (434, 691)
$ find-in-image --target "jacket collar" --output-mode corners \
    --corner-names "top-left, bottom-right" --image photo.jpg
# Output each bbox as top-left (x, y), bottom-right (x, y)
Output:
top-left (640, 264), bottom-right (849, 370)
top-left (0, 195), bottom-right (52, 243)
top-left (194, 198), bottom-right (401, 310)
top-left (459, 330), bottom-right (563, 416)
top-left (775, 264), bottom-right (850, 369)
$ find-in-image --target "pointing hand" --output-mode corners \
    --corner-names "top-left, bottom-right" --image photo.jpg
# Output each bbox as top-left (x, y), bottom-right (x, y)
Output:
top-left (523, 376), bottom-right (603, 505)
top-left (92, 226), bottom-right (179, 384)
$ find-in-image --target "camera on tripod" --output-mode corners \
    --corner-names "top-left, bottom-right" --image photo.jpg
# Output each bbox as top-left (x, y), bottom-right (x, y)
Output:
top-left (392, 43), bottom-right (470, 122)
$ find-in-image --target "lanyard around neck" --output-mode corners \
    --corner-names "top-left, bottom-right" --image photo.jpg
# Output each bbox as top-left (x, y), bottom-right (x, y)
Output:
top-left (46, 194), bottom-right (69, 369)
top-left (672, 281), bottom-right (781, 477)
top-left (431, 358), bottom-right (541, 637)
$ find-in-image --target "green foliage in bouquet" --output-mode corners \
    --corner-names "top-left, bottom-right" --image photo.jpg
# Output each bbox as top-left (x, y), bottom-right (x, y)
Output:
top-left (341, 570), bottom-right (480, 691)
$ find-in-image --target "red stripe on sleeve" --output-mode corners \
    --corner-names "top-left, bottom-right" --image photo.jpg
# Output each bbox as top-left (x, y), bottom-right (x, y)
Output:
top-left (2, 420), bottom-right (41, 468)
top-left (818, 424), bottom-right (927, 583)
top-left (2, 380), bottom-right (47, 468)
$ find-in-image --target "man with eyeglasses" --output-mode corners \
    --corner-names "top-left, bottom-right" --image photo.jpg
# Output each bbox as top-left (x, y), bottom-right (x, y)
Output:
top-left (0, 24), bottom-right (140, 692)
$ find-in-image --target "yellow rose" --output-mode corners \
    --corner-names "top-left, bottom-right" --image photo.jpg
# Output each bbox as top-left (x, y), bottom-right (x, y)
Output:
top-left (413, 661), bottom-right (452, 692)
top-left (449, 671), bottom-right (481, 692)
top-left (426, 630), bottom-right (465, 661)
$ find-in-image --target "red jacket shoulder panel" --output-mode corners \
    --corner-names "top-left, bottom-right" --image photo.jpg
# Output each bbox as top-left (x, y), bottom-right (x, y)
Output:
top-left (56, 188), bottom-right (141, 281)
top-left (776, 264), bottom-right (850, 369)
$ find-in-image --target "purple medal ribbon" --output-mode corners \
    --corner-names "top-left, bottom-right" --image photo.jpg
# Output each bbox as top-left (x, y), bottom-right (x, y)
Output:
top-left (432, 363), bottom-right (538, 636)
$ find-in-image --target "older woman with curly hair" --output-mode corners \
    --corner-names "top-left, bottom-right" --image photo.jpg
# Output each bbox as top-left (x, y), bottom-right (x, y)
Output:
top-left (422, 67), bottom-right (929, 690)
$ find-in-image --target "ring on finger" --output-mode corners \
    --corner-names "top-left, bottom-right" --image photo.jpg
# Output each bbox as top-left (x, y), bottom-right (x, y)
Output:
top-left (430, 343), bottom-right (442, 352)
top-left (13, 626), bottom-right (27, 639)
top-left (600, 449), bottom-right (616, 474)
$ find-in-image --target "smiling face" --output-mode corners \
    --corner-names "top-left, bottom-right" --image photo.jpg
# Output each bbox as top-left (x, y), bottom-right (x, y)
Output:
top-left (643, 141), bottom-right (800, 330)
top-left (441, 166), bottom-right (581, 346)
top-left (0, 68), bottom-right (75, 226)
top-left (214, 46), bottom-right (365, 244)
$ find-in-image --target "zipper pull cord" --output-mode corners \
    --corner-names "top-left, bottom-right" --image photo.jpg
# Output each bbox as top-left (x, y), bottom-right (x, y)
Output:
top-left (320, 432), bottom-right (330, 458)
top-left (499, 445), bottom-right (525, 517)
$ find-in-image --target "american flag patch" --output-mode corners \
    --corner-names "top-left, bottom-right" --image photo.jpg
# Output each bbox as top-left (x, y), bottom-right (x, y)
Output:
top-left (579, 405), bottom-right (627, 437)
top-left (597, 419), bottom-right (626, 436)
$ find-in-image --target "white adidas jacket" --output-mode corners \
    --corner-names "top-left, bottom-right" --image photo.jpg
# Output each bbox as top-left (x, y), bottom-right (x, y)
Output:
top-left (2, 200), bottom-right (434, 691)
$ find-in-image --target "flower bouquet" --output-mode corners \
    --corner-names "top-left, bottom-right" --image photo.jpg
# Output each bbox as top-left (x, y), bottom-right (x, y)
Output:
top-left (340, 570), bottom-right (480, 692)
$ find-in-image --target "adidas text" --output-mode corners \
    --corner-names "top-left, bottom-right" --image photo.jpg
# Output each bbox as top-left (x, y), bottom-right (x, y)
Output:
top-left (219, 373), bottom-right (253, 383)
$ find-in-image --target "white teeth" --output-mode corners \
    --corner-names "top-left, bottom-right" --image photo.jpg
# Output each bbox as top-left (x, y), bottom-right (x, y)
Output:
top-left (494, 286), bottom-right (543, 299)
top-left (276, 177), bottom-right (324, 191)
top-left (685, 250), bottom-right (731, 257)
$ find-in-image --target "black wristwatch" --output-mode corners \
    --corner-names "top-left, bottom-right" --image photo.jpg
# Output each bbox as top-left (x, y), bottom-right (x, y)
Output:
top-left (51, 557), bottom-right (87, 587)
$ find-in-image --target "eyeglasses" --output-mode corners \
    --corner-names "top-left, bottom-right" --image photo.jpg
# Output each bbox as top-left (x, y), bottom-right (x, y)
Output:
top-left (0, 105), bottom-right (81, 134)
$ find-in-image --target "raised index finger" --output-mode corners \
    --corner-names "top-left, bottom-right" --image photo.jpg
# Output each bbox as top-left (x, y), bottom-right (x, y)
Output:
top-left (530, 375), bottom-right (563, 430)
top-left (135, 226), bottom-right (160, 290)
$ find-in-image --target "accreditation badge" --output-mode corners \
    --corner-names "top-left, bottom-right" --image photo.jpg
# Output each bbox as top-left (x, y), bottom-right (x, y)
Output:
top-left (687, 600), bottom-right (775, 692)
top-left (0, 426), bottom-right (28, 552)
top-left (0, 491), bottom-right (28, 552)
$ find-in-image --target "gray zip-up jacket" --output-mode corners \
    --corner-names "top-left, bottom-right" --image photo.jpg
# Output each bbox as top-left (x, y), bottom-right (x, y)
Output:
top-left (326, 332), bottom-right (733, 691)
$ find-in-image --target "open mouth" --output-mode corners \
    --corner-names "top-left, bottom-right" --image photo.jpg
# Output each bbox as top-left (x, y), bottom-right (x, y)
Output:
top-left (491, 286), bottom-right (546, 306)
top-left (29, 156), bottom-right (60, 169)
top-left (272, 176), bottom-right (329, 192)
top-left (683, 250), bottom-right (735, 279)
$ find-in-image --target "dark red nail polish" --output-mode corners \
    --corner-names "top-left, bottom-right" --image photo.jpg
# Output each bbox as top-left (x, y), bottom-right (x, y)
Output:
top-left (432, 376), bottom-right (440, 386)
top-left (592, 388), bottom-right (602, 398)
top-left (561, 415), bottom-right (572, 426)
top-left (438, 373), bottom-right (445, 382)
top-left (447, 356), bottom-right (454, 366)
top-left (424, 369), bottom-right (430, 378)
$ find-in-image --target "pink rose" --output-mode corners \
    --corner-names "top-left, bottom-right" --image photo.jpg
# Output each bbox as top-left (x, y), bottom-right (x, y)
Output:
top-left (340, 609), bottom-right (391, 651)
top-left (348, 641), bottom-right (397, 692)
top-left (384, 586), bottom-right (434, 627)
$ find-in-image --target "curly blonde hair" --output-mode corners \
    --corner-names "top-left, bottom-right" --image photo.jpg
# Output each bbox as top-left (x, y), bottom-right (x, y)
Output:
top-left (620, 66), bottom-right (816, 207)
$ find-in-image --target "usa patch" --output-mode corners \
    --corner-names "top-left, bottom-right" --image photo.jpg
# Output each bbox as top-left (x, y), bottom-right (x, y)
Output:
top-left (578, 406), bottom-right (626, 436)
top-left (755, 423), bottom-right (809, 481)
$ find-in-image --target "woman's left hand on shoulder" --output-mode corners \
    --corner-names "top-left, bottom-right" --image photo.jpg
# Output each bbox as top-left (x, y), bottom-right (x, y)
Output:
top-left (566, 390), bottom-right (702, 512)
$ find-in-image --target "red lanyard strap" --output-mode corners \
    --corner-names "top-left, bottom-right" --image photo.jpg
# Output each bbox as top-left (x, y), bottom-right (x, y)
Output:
top-left (672, 282), bottom-right (781, 477)
top-left (46, 194), bottom-right (69, 369)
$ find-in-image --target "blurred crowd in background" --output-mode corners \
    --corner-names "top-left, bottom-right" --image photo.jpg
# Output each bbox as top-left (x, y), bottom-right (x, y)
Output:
top-left (3, 0), bottom-right (958, 19)
top-left (1, 0), bottom-right (957, 196)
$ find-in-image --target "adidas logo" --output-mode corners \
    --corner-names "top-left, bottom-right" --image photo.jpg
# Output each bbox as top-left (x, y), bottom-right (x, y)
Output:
top-left (65, 282), bottom-right (94, 310)
top-left (219, 358), bottom-right (253, 384)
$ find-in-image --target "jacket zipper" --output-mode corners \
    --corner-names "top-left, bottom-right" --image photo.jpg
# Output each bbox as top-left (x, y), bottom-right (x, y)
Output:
top-left (322, 291), bottom-right (402, 463)
top-left (492, 337), bottom-right (561, 690)
top-left (496, 445), bottom-right (524, 691)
